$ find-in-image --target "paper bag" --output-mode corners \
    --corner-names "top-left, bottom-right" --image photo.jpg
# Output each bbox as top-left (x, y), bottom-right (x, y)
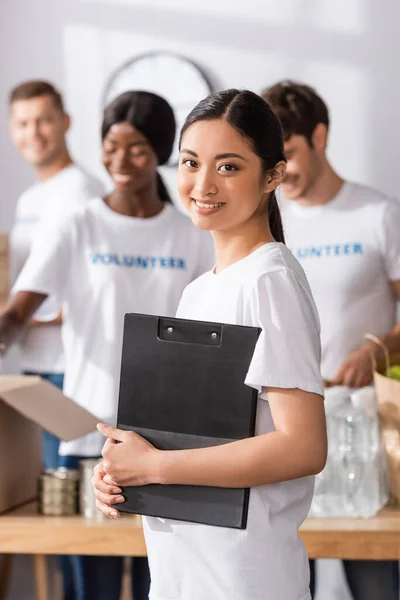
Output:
top-left (366, 334), bottom-right (400, 503)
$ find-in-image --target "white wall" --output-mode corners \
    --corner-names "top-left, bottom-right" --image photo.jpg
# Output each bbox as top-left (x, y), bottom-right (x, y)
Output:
top-left (2, 0), bottom-right (400, 232)
top-left (1, 1), bottom-right (399, 598)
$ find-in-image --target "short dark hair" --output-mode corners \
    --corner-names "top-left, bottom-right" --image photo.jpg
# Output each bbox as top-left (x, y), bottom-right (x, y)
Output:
top-left (9, 80), bottom-right (64, 112)
top-left (262, 80), bottom-right (329, 145)
top-left (180, 89), bottom-right (287, 243)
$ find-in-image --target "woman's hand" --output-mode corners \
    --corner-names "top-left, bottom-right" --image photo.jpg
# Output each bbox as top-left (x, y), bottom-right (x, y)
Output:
top-left (92, 425), bottom-right (161, 519)
top-left (98, 423), bottom-right (161, 486)
top-left (92, 461), bottom-right (124, 519)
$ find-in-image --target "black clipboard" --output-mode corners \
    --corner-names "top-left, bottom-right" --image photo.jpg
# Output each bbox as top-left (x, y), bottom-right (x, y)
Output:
top-left (115, 313), bottom-right (261, 529)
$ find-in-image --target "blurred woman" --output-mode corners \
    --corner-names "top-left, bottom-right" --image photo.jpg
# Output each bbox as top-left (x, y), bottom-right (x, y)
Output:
top-left (0, 90), bottom-right (214, 600)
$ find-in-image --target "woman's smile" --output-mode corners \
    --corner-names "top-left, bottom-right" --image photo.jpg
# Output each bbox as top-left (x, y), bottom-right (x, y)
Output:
top-left (192, 198), bottom-right (226, 214)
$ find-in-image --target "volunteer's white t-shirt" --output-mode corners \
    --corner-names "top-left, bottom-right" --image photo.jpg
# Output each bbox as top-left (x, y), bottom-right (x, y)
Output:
top-left (280, 182), bottom-right (400, 380)
top-left (10, 164), bottom-right (103, 373)
top-left (143, 242), bottom-right (323, 600)
top-left (14, 199), bottom-right (215, 456)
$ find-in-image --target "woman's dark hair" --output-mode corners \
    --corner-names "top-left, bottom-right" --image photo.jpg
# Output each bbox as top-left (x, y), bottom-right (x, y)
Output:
top-left (102, 91), bottom-right (176, 203)
top-left (179, 89), bottom-right (287, 243)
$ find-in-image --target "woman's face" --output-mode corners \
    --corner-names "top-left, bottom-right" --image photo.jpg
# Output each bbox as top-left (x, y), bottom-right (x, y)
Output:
top-left (102, 122), bottom-right (158, 194)
top-left (178, 119), bottom-right (273, 232)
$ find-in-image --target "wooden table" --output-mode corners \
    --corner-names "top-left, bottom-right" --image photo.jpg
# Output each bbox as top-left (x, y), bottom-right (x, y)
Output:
top-left (1, 503), bottom-right (400, 599)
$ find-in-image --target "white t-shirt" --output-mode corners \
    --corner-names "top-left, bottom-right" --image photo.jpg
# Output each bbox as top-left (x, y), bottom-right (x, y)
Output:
top-left (14, 199), bottom-right (215, 456)
top-left (143, 242), bottom-right (323, 600)
top-left (281, 182), bottom-right (400, 380)
top-left (10, 164), bottom-right (103, 373)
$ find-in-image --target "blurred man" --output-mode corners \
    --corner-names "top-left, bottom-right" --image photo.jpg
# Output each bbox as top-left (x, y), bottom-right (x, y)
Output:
top-left (8, 80), bottom-right (103, 469)
top-left (263, 80), bottom-right (400, 600)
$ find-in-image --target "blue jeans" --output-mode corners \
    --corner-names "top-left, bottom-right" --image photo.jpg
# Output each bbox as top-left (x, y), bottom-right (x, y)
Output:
top-left (58, 454), bottom-right (150, 600)
top-left (24, 371), bottom-right (64, 470)
top-left (310, 559), bottom-right (399, 600)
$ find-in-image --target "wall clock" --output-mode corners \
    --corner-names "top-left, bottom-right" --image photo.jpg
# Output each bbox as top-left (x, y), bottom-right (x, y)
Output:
top-left (104, 51), bottom-right (214, 165)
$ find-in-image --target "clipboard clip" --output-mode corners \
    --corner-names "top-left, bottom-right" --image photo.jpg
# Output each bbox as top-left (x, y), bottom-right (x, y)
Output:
top-left (158, 317), bottom-right (222, 347)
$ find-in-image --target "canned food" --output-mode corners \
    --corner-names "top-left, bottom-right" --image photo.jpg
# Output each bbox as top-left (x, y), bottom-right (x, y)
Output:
top-left (38, 468), bottom-right (79, 515)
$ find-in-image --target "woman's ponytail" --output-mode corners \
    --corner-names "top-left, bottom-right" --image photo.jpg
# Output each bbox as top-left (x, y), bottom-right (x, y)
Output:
top-left (268, 191), bottom-right (285, 243)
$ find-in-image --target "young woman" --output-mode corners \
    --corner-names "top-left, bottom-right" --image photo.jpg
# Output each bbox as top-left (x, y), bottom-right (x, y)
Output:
top-left (93, 89), bottom-right (327, 600)
top-left (0, 91), bottom-right (213, 600)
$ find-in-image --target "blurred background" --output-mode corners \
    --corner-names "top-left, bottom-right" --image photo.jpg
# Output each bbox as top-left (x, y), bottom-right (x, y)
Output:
top-left (1, 1), bottom-right (400, 598)
top-left (2, 0), bottom-right (400, 229)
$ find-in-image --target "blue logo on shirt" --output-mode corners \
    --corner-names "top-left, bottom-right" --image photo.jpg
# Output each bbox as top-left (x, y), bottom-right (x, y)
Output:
top-left (90, 253), bottom-right (187, 270)
top-left (293, 243), bottom-right (363, 260)
top-left (16, 216), bottom-right (39, 225)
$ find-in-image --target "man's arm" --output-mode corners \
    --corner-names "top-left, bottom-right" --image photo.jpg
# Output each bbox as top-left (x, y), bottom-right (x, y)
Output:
top-left (0, 291), bottom-right (47, 350)
top-left (331, 280), bottom-right (400, 387)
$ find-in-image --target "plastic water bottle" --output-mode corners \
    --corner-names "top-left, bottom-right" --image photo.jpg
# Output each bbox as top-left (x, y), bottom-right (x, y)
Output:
top-left (333, 388), bottom-right (387, 517)
top-left (351, 387), bottom-right (388, 512)
top-left (309, 387), bottom-right (349, 517)
top-left (309, 386), bottom-right (388, 518)
top-left (332, 396), bottom-right (368, 516)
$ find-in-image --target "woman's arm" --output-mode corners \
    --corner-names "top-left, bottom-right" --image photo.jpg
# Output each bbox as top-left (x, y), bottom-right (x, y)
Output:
top-left (95, 387), bottom-right (327, 504)
top-left (0, 291), bottom-right (47, 350)
top-left (158, 388), bottom-right (327, 487)
top-left (4, 213), bottom-right (76, 343)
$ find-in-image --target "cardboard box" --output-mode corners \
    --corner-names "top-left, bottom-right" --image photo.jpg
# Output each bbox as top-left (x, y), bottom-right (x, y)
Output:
top-left (0, 375), bottom-right (99, 513)
top-left (0, 234), bottom-right (8, 309)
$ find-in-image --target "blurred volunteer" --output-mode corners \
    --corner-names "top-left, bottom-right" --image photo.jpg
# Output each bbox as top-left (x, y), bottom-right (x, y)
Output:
top-left (0, 90), bottom-right (214, 600)
top-left (264, 80), bottom-right (400, 600)
top-left (8, 80), bottom-right (103, 469)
